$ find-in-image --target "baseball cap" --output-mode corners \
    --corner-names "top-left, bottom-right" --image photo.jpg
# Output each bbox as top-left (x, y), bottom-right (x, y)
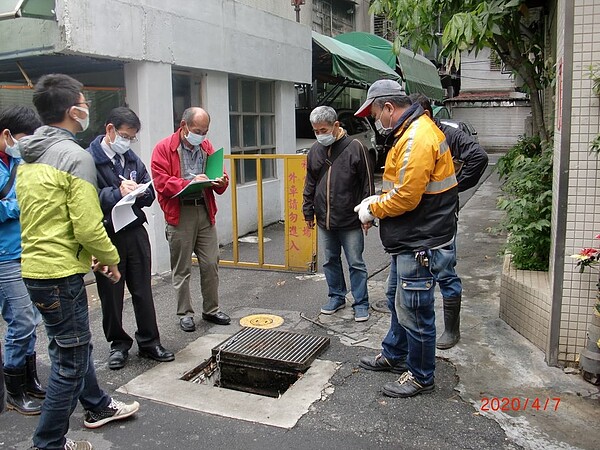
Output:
top-left (355, 79), bottom-right (406, 117)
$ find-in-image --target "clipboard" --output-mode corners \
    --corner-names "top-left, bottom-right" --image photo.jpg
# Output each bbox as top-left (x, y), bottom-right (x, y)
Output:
top-left (173, 148), bottom-right (224, 197)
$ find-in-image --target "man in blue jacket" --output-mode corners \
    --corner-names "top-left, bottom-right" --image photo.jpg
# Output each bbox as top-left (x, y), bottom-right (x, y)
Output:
top-left (0, 106), bottom-right (45, 415)
top-left (87, 107), bottom-right (174, 370)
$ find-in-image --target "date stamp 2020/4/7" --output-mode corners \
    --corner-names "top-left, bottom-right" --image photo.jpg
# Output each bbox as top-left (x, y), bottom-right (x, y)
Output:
top-left (480, 397), bottom-right (561, 412)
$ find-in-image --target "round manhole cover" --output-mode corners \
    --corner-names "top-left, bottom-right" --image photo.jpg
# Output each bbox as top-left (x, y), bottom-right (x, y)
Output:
top-left (239, 314), bottom-right (284, 329)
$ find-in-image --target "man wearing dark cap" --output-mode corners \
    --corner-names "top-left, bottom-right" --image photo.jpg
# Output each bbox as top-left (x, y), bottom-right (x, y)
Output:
top-left (354, 79), bottom-right (458, 398)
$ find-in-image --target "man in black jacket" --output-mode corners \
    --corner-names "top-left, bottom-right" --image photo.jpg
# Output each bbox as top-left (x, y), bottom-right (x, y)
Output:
top-left (87, 107), bottom-right (174, 370)
top-left (409, 93), bottom-right (489, 349)
top-left (303, 106), bottom-right (375, 322)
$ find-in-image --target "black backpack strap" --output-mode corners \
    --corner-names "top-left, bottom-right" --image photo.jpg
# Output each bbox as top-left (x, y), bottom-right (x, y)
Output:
top-left (316, 135), bottom-right (353, 185)
top-left (0, 163), bottom-right (18, 199)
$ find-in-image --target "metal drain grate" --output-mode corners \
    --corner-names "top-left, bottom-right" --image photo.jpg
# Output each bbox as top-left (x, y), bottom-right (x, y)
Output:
top-left (212, 327), bottom-right (330, 397)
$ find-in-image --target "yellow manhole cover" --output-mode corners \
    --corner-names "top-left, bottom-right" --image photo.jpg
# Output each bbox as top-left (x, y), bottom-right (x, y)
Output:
top-left (239, 314), bottom-right (284, 329)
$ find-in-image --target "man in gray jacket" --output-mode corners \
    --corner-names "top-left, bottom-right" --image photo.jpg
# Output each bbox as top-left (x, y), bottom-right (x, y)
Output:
top-left (303, 106), bottom-right (374, 322)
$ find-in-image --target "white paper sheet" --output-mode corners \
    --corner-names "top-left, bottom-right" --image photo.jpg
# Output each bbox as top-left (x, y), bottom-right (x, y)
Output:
top-left (111, 181), bottom-right (152, 233)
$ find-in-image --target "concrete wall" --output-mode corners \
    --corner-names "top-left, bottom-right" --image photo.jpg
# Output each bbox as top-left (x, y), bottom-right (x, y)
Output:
top-left (461, 48), bottom-right (519, 92)
top-left (54, 0), bottom-right (311, 84)
top-left (550, 0), bottom-right (600, 365)
top-left (449, 102), bottom-right (531, 152)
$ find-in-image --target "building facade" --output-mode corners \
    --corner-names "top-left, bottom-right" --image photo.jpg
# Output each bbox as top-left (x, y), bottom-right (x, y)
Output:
top-left (445, 47), bottom-right (531, 152)
top-left (0, 0), bottom-right (313, 273)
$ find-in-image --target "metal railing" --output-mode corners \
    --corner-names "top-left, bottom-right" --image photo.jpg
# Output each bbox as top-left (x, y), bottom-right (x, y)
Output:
top-left (220, 153), bottom-right (317, 272)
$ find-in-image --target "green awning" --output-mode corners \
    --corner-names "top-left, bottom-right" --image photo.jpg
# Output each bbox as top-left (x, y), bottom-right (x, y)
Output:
top-left (398, 47), bottom-right (445, 102)
top-left (334, 32), bottom-right (444, 101)
top-left (0, 0), bottom-right (55, 20)
top-left (312, 31), bottom-right (400, 86)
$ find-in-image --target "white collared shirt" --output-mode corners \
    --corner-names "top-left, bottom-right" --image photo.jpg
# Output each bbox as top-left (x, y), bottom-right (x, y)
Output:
top-left (101, 138), bottom-right (124, 167)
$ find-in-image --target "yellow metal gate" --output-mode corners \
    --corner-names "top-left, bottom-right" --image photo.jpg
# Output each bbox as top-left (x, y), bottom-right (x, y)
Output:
top-left (219, 154), bottom-right (317, 273)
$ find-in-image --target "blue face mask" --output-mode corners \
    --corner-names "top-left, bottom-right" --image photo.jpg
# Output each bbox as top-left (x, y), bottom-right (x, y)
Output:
top-left (4, 133), bottom-right (21, 158)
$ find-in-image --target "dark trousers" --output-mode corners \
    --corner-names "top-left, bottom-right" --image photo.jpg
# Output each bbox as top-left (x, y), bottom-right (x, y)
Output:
top-left (95, 226), bottom-right (160, 352)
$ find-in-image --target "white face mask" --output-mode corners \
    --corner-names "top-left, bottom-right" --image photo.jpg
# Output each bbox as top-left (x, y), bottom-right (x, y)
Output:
top-left (316, 133), bottom-right (336, 146)
top-left (375, 108), bottom-right (393, 136)
top-left (185, 127), bottom-right (206, 146)
top-left (4, 133), bottom-right (21, 158)
top-left (72, 106), bottom-right (90, 132)
top-left (109, 131), bottom-right (130, 155)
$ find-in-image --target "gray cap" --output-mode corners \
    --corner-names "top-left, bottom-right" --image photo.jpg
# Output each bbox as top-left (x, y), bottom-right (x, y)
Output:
top-left (355, 79), bottom-right (405, 117)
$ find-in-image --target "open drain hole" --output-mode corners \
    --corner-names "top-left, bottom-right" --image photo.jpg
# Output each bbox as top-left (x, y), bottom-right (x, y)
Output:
top-left (180, 357), bottom-right (219, 386)
top-left (180, 327), bottom-right (330, 398)
top-left (180, 356), bottom-right (302, 398)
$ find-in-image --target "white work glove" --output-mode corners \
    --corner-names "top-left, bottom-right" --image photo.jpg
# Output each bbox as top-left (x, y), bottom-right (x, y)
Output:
top-left (354, 200), bottom-right (376, 224)
top-left (359, 195), bottom-right (380, 206)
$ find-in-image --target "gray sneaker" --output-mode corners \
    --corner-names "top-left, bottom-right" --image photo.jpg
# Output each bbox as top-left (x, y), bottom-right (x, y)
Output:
top-left (359, 353), bottom-right (407, 374)
top-left (64, 438), bottom-right (93, 450)
top-left (83, 398), bottom-right (140, 429)
top-left (382, 371), bottom-right (435, 398)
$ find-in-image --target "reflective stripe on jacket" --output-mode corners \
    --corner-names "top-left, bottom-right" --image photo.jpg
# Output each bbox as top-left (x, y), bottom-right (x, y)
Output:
top-left (370, 108), bottom-right (458, 253)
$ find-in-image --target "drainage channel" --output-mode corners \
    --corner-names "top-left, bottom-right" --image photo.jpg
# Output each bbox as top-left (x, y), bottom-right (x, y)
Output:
top-left (180, 327), bottom-right (330, 398)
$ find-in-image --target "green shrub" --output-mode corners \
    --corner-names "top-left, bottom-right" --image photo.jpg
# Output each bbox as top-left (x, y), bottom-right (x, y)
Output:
top-left (496, 135), bottom-right (553, 271)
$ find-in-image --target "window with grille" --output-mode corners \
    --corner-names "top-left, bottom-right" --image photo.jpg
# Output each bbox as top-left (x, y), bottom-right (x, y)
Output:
top-left (489, 50), bottom-right (503, 71)
top-left (229, 77), bottom-right (276, 184)
top-left (489, 49), bottom-right (513, 74)
top-left (374, 14), bottom-right (396, 41)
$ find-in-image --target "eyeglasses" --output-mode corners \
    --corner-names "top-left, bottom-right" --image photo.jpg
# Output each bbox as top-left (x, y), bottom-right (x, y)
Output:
top-left (74, 100), bottom-right (92, 107)
top-left (115, 129), bottom-right (138, 143)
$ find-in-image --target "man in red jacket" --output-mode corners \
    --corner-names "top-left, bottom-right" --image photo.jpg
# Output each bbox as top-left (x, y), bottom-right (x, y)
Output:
top-left (151, 107), bottom-right (230, 332)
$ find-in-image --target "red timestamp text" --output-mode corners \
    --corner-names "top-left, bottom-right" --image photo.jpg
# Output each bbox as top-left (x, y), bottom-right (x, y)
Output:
top-left (480, 397), bottom-right (561, 412)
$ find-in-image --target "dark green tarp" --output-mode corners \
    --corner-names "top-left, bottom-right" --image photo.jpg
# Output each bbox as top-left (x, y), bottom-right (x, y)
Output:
top-left (334, 32), bottom-right (444, 101)
top-left (0, 0), bottom-right (55, 20)
top-left (312, 31), bottom-right (400, 86)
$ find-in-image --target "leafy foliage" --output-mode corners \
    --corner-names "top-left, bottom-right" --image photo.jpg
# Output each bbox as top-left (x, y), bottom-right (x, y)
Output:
top-left (590, 134), bottom-right (600, 156)
top-left (591, 64), bottom-right (600, 97)
top-left (370, 0), bottom-right (551, 141)
top-left (496, 136), bottom-right (552, 270)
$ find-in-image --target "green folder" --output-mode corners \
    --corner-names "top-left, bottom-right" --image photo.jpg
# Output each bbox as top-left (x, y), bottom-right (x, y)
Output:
top-left (174, 148), bottom-right (224, 197)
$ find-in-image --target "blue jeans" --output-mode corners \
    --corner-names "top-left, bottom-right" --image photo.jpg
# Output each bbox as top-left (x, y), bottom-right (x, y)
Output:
top-left (0, 259), bottom-right (41, 369)
top-left (380, 246), bottom-right (455, 385)
top-left (319, 227), bottom-right (369, 309)
top-left (436, 240), bottom-right (462, 299)
top-left (24, 274), bottom-right (111, 450)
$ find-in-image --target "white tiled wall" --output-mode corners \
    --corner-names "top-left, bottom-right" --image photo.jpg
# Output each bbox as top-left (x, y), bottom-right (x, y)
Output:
top-left (555, 0), bottom-right (600, 365)
top-left (500, 255), bottom-right (551, 352)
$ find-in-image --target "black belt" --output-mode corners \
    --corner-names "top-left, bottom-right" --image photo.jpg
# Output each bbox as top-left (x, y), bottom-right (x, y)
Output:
top-left (181, 198), bottom-right (205, 206)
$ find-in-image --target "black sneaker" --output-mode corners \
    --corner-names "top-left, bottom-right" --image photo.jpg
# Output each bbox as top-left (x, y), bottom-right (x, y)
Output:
top-left (382, 371), bottom-right (435, 398)
top-left (83, 398), bottom-right (140, 429)
top-left (359, 353), bottom-right (407, 374)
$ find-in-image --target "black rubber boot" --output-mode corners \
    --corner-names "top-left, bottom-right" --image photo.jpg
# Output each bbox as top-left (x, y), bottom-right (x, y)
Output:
top-left (0, 345), bottom-right (5, 414)
top-left (436, 296), bottom-right (461, 350)
top-left (25, 352), bottom-right (46, 399)
top-left (3, 366), bottom-right (42, 415)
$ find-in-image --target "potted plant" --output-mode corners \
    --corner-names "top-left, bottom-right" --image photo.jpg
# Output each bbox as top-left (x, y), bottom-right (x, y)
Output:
top-left (571, 238), bottom-right (600, 385)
